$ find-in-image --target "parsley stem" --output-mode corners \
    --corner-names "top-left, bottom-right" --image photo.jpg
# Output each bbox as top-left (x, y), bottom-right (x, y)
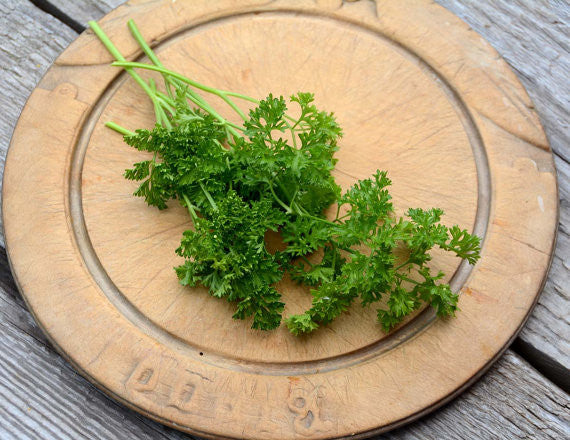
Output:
top-left (300, 255), bottom-right (315, 268)
top-left (88, 21), bottom-right (126, 63)
top-left (179, 89), bottom-right (242, 139)
top-left (112, 62), bottom-right (242, 106)
top-left (154, 101), bottom-right (172, 129)
top-left (276, 181), bottom-right (292, 202)
top-left (395, 273), bottom-right (420, 285)
top-left (224, 121), bottom-right (245, 131)
top-left (110, 62), bottom-right (251, 130)
top-left (94, 21), bottom-right (292, 140)
top-left (268, 183), bottom-right (292, 213)
top-left (331, 242), bottom-right (337, 275)
top-left (155, 91), bottom-right (175, 107)
top-left (127, 20), bottom-right (162, 66)
top-left (155, 94), bottom-right (175, 114)
top-left (199, 182), bottom-right (218, 211)
top-left (182, 194), bottom-right (198, 223)
top-left (224, 91), bottom-right (259, 104)
top-left (127, 20), bottom-right (178, 100)
top-left (335, 203), bottom-right (341, 221)
top-left (89, 23), bottom-right (158, 102)
top-left (105, 121), bottom-right (134, 136)
top-left (292, 202), bottom-right (337, 227)
top-left (394, 259), bottom-right (412, 271)
top-left (289, 187), bottom-right (299, 206)
top-left (89, 21), bottom-right (172, 127)
top-left (219, 94), bottom-right (247, 121)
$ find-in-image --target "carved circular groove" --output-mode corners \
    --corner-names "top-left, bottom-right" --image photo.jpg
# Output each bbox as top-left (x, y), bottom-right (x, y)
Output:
top-left (70, 11), bottom-right (490, 374)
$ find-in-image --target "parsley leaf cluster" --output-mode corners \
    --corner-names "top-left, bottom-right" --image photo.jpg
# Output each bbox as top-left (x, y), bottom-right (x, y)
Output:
top-left (90, 19), bottom-right (481, 334)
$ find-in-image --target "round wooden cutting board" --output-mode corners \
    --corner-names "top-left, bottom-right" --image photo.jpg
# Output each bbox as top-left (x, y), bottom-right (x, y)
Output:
top-left (3, 0), bottom-right (558, 438)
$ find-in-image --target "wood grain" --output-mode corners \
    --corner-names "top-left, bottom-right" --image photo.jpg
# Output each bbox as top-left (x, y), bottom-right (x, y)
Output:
top-left (43, 0), bottom-right (122, 25)
top-left (2, 0), bottom-right (559, 438)
top-left (18, 0), bottom-right (570, 386)
top-left (384, 351), bottom-right (570, 440)
top-left (0, 252), bottom-right (198, 440)
top-left (0, 0), bottom-right (76, 249)
top-left (437, 0), bottom-right (570, 393)
top-left (2, 260), bottom-right (568, 439)
top-left (0, 0), bottom-right (567, 439)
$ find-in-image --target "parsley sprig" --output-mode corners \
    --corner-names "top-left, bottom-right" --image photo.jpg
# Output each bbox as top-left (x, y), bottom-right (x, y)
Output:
top-left (89, 20), bottom-right (481, 334)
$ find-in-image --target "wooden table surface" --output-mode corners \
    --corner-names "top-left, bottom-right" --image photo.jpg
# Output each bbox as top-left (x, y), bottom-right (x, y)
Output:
top-left (0, 1), bottom-right (568, 438)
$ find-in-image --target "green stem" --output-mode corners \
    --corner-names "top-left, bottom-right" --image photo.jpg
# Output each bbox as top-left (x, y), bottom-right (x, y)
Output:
top-left (300, 255), bottom-right (315, 268)
top-left (268, 183), bottom-right (292, 214)
top-left (395, 273), bottom-right (420, 285)
top-left (128, 20), bottom-right (185, 101)
top-left (335, 204), bottom-right (341, 221)
top-left (199, 182), bottom-right (218, 211)
top-left (292, 202), bottom-right (337, 227)
top-left (88, 21), bottom-right (125, 61)
top-left (88, 21), bottom-right (170, 127)
top-left (154, 93), bottom-right (175, 115)
top-left (331, 242), bottom-right (337, 276)
top-left (88, 22), bottom-right (153, 97)
top-left (225, 91), bottom-right (260, 104)
top-left (153, 100), bottom-right (163, 125)
top-left (220, 95), bottom-right (247, 120)
top-left (127, 20), bottom-right (162, 67)
top-left (105, 121), bottom-right (134, 136)
top-left (94, 20), bottom-right (296, 139)
top-left (334, 213), bottom-right (350, 223)
top-left (155, 90), bottom-right (176, 107)
top-left (111, 61), bottom-right (250, 133)
top-left (276, 181), bottom-right (292, 203)
top-left (112, 61), bottom-right (248, 105)
top-left (157, 104), bottom-right (172, 129)
top-left (116, 60), bottom-right (240, 138)
top-left (127, 19), bottom-right (177, 99)
top-left (289, 187), bottom-right (299, 206)
top-left (223, 121), bottom-right (245, 131)
top-left (291, 110), bottom-right (306, 130)
top-left (394, 259), bottom-right (412, 272)
top-left (182, 194), bottom-right (198, 223)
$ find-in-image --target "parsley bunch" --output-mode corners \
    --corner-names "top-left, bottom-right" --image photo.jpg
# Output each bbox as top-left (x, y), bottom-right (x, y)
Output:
top-left (89, 20), bottom-right (481, 334)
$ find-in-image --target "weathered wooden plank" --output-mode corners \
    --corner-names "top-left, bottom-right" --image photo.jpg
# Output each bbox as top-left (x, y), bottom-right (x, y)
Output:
top-left (41, 0), bottom-right (123, 25)
top-left (0, 0), bottom-right (77, 249)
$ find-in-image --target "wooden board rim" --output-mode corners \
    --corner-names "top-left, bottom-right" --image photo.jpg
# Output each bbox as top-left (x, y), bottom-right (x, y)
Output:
top-left (2, 0), bottom-right (558, 438)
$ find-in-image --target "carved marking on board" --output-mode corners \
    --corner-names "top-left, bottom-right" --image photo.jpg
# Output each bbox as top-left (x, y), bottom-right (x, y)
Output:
top-left (288, 381), bottom-right (334, 436)
top-left (126, 355), bottom-right (201, 413)
top-left (167, 381), bottom-right (197, 412)
top-left (127, 357), bottom-right (160, 393)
